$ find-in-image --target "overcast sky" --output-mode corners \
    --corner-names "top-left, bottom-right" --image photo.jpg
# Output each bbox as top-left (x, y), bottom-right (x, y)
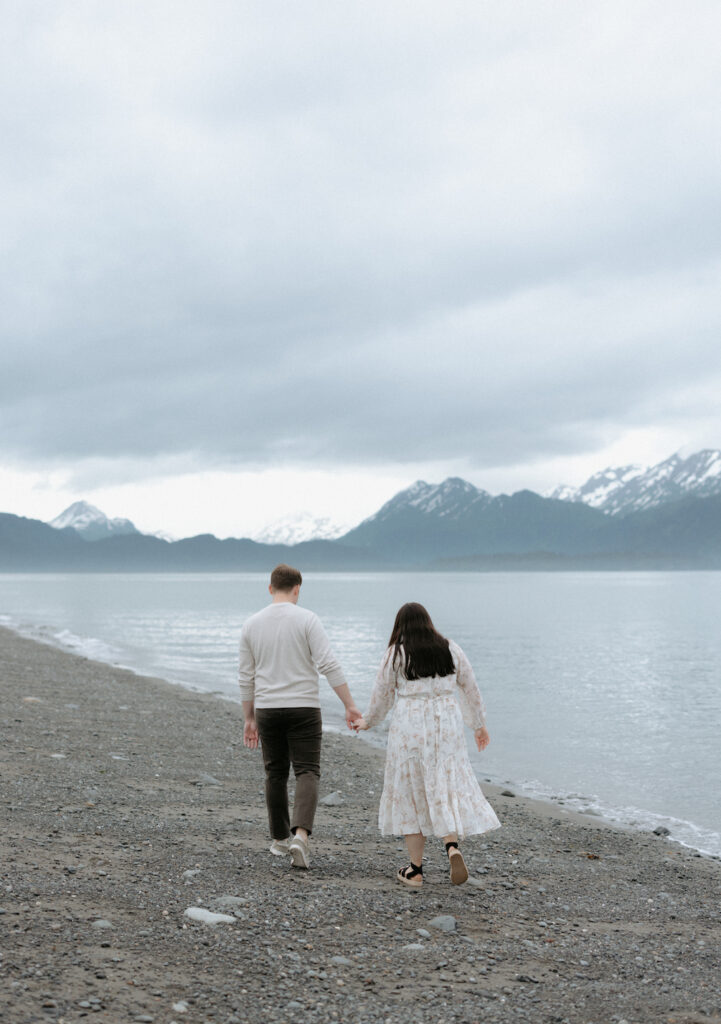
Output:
top-left (3, 2), bottom-right (721, 538)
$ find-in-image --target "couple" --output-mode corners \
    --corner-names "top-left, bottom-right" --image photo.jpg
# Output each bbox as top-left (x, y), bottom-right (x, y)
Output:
top-left (239, 564), bottom-right (500, 887)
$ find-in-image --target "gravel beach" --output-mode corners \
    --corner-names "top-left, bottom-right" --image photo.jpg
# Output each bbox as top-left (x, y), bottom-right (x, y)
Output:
top-left (1, 625), bottom-right (720, 1024)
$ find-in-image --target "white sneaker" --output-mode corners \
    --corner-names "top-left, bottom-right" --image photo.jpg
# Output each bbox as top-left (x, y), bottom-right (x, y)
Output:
top-left (289, 834), bottom-right (310, 869)
top-left (269, 838), bottom-right (292, 856)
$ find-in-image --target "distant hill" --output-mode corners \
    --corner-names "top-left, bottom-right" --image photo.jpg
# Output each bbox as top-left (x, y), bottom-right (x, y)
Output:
top-left (0, 513), bottom-right (88, 570)
top-left (50, 500), bottom-right (140, 541)
top-left (340, 482), bottom-right (612, 560)
top-left (0, 513), bottom-right (375, 572)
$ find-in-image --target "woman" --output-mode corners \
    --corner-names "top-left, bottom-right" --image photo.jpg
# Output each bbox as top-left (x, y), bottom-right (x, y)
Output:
top-left (355, 602), bottom-right (500, 887)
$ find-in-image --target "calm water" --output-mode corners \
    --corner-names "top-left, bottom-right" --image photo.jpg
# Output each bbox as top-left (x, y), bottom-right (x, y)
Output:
top-left (1, 571), bottom-right (720, 856)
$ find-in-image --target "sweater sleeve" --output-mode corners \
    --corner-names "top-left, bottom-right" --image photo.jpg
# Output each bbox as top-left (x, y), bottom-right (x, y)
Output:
top-left (306, 614), bottom-right (347, 690)
top-left (453, 642), bottom-right (487, 730)
top-left (363, 651), bottom-right (397, 727)
top-left (238, 625), bottom-right (256, 703)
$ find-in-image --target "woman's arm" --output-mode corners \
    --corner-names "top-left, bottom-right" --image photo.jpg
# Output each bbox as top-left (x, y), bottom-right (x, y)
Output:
top-left (359, 651), bottom-right (397, 729)
top-left (453, 642), bottom-right (488, 733)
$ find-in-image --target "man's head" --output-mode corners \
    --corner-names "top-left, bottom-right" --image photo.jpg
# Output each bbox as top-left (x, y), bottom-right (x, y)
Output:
top-left (269, 563), bottom-right (303, 603)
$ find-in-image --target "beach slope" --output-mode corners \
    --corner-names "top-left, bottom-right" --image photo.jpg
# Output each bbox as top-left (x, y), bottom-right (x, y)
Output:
top-left (1, 626), bottom-right (719, 1024)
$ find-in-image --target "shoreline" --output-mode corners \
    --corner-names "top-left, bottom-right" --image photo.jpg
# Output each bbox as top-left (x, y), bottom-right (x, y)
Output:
top-left (2, 625), bottom-right (721, 1024)
top-left (2, 616), bottom-right (716, 861)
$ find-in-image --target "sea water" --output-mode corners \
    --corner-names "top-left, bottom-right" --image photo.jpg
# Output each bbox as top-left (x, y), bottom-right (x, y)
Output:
top-left (1, 571), bottom-right (719, 856)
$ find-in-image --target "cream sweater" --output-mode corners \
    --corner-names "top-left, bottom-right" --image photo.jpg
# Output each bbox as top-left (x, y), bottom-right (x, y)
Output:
top-left (238, 602), bottom-right (347, 709)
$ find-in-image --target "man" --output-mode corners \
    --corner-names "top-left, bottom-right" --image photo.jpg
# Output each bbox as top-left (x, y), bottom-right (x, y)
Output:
top-left (239, 563), bottom-right (361, 869)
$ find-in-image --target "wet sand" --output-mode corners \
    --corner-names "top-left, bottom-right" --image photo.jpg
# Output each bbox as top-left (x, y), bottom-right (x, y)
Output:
top-left (1, 625), bottom-right (720, 1024)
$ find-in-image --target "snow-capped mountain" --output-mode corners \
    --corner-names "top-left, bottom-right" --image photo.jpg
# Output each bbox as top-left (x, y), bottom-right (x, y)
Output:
top-left (546, 464), bottom-right (645, 509)
top-left (549, 449), bottom-right (721, 516)
top-left (49, 501), bottom-right (140, 541)
top-left (252, 513), bottom-right (351, 546)
top-left (363, 477), bottom-right (492, 525)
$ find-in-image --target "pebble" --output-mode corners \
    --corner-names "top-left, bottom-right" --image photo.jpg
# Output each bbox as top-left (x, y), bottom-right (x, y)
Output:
top-left (320, 791), bottom-right (345, 806)
top-left (428, 915), bottom-right (457, 933)
top-left (402, 943), bottom-right (425, 953)
top-left (214, 895), bottom-right (247, 908)
top-left (653, 826), bottom-right (671, 837)
top-left (330, 955), bottom-right (353, 966)
top-left (181, 869), bottom-right (201, 879)
top-left (171, 1001), bottom-right (189, 1013)
top-left (91, 919), bottom-right (113, 929)
top-left (416, 928), bottom-right (431, 938)
top-left (501, 789), bottom-right (516, 797)
top-left (190, 772), bottom-right (222, 786)
top-left (183, 907), bottom-right (236, 926)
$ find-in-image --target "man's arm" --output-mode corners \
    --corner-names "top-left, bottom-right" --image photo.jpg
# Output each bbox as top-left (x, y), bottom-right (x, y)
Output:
top-left (306, 616), bottom-right (362, 729)
top-left (239, 628), bottom-right (259, 749)
top-left (329, 682), bottom-right (363, 729)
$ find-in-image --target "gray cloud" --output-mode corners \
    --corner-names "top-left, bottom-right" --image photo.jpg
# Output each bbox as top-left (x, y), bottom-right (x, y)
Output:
top-left (3, 2), bottom-right (721, 480)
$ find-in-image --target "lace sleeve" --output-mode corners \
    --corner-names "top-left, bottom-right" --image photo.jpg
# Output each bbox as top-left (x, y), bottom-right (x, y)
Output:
top-left (453, 642), bottom-right (487, 730)
top-left (363, 650), bottom-right (398, 727)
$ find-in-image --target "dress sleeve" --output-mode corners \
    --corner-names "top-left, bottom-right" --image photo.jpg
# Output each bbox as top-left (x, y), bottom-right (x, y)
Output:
top-left (453, 642), bottom-right (487, 730)
top-left (363, 650), bottom-right (398, 728)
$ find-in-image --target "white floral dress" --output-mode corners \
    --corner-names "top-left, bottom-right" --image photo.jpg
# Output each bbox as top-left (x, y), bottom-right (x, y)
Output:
top-left (364, 641), bottom-right (501, 839)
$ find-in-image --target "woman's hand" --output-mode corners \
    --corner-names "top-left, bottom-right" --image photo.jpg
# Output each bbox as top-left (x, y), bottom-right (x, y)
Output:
top-left (475, 726), bottom-right (489, 751)
top-left (354, 716), bottom-right (370, 731)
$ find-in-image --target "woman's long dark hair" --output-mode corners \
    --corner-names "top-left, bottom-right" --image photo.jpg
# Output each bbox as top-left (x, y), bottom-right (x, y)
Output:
top-left (389, 602), bottom-right (455, 680)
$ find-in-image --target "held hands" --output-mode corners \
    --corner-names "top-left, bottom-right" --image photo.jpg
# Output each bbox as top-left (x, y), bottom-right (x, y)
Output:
top-left (475, 726), bottom-right (490, 752)
top-left (345, 705), bottom-right (363, 731)
top-left (354, 716), bottom-right (369, 732)
top-left (243, 718), bottom-right (259, 749)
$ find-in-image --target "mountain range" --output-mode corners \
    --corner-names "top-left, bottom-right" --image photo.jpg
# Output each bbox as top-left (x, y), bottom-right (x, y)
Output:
top-left (546, 449), bottom-right (721, 516)
top-left (2, 449), bottom-right (721, 571)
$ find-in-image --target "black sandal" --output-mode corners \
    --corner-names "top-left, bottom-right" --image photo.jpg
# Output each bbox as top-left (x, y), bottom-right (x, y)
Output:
top-left (445, 842), bottom-right (469, 886)
top-left (397, 861), bottom-right (423, 888)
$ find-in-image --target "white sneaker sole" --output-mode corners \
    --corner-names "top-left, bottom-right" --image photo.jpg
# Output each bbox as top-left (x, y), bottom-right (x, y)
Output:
top-left (289, 841), bottom-right (310, 869)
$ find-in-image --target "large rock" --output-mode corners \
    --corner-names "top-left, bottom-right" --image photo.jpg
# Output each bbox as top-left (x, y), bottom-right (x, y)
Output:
top-left (189, 772), bottom-right (223, 787)
top-left (428, 915), bottom-right (457, 933)
top-left (320, 791), bottom-right (345, 806)
top-left (184, 907), bottom-right (235, 926)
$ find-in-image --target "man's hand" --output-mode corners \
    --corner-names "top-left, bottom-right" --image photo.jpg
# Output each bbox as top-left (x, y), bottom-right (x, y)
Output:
top-left (354, 716), bottom-right (369, 732)
top-left (244, 718), bottom-right (259, 749)
top-left (475, 726), bottom-right (490, 751)
top-left (345, 705), bottom-right (363, 731)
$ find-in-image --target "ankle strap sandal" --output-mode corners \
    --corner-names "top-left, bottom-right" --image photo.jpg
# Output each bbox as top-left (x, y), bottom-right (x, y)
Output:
top-left (397, 862), bottom-right (423, 888)
top-left (445, 842), bottom-right (469, 886)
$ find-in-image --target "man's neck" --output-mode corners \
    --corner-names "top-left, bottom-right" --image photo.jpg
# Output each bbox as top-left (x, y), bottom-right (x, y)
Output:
top-left (272, 593), bottom-right (298, 605)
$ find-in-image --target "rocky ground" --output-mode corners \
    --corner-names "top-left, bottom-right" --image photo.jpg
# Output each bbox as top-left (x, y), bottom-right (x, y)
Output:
top-left (1, 625), bottom-right (720, 1024)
